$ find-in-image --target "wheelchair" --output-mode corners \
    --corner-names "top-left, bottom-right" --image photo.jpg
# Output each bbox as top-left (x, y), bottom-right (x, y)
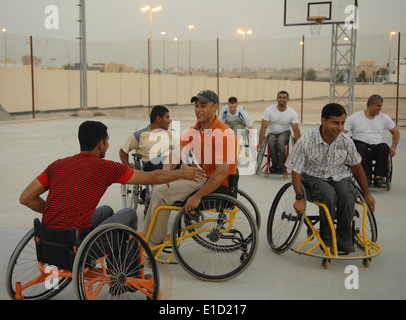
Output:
top-left (255, 133), bottom-right (292, 179)
top-left (143, 171), bottom-right (260, 282)
top-left (121, 153), bottom-right (153, 212)
top-left (369, 154), bottom-right (393, 191)
top-left (266, 180), bottom-right (380, 269)
top-left (6, 219), bottom-right (160, 300)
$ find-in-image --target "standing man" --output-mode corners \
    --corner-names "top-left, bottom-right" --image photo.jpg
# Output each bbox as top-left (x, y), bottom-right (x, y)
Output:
top-left (20, 120), bottom-right (203, 236)
top-left (286, 103), bottom-right (375, 253)
top-left (257, 91), bottom-right (301, 173)
top-left (344, 94), bottom-right (400, 188)
top-left (119, 105), bottom-right (177, 172)
top-left (142, 90), bottom-right (237, 247)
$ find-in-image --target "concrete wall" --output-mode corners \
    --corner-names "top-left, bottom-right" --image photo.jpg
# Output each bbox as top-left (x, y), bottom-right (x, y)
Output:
top-left (0, 66), bottom-right (404, 114)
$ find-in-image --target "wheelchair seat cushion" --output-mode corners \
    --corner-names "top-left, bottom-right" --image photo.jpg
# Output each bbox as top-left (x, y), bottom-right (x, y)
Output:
top-left (33, 218), bottom-right (79, 271)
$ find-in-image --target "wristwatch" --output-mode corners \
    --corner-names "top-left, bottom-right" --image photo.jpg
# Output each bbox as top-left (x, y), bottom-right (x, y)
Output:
top-left (295, 194), bottom-right (305, 200)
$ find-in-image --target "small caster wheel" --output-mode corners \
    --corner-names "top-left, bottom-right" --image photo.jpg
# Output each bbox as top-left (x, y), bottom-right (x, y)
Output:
top-left (362, 258), bottom-right (371, 268)
top-left (322, 258), bottom-right (330, 269)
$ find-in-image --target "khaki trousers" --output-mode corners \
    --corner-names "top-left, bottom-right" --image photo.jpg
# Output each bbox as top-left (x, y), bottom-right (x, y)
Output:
top-left (141, 178), bottom-right (207, 245)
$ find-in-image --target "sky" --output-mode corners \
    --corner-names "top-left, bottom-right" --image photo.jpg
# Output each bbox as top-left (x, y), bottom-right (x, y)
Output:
top-left (1, 0), bottom-right (405, 70)
top-left (1, 0), bottom-right (405, 42)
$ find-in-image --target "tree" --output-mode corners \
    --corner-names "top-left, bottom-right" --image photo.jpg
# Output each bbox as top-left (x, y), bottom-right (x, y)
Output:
top-left (305, 69), bottom-right (317, 81)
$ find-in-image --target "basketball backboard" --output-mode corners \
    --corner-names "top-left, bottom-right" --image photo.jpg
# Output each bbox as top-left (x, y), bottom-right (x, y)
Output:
top-left (284, 0), bottom-right (358, 26)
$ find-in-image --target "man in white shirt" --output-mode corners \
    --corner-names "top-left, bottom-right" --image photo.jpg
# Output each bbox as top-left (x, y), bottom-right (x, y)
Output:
top-left (286, 103), bottom-right (374, 253)
top-left (344, 95), bottom-right (400, 188)
top-left (257, 91), bottom-right (301, 173)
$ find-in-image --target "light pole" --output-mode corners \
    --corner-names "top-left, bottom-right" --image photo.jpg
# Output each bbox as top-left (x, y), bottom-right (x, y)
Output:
top-left (2, 28), bottom-right (7, 66)
top-left (188, 25), bottom-right (194, 75)
top-left (389, 31), bottom-right (397, 79)
top-left (174, 37), bottom-right (179, 72)
top-left (237, 29), bottom-right (252, 74)
top-left (141, 5), bottom-right (162, 114)
top-left (161, 31), bottom-right (166, 71)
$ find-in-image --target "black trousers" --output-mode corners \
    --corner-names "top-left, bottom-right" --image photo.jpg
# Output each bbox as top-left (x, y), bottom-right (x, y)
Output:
top-left (353, 139), bottom-right (390, 179)
top-left (302, 174), bottom-right (357, 247)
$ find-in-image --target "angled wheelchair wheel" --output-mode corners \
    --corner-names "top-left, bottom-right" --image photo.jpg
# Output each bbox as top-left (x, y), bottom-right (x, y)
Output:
top-left (236, 189), bottom-right (261, 230)
top-left (255, 142), bottom-right (267, 175)
top-left (72, 223), bottom-right (160, 300)
top-left (353, 185), bottom-right (378, 248)
top-left (121, 184), bottom-right (141, 211)
top-left (6, 228), bottom-right (71, 300)
top-left (267, 182), bottom-right (305, 253)
top-left (171, 193), bottom-right (258, 281)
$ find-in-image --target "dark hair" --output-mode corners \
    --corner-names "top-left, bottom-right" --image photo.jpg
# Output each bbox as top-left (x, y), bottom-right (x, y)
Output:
top-left (367, 94), bottom-right (383, 106)
top-left (321, 103), bottom-right (347, 120)
top-left (277, 91), bottom-right (289, 98)
top-left (228, 96), bottom-right (238, 104)
top-left (150, 105), bottom-right (169, 124)
top-left (78, 121), bottom-right (108, 151)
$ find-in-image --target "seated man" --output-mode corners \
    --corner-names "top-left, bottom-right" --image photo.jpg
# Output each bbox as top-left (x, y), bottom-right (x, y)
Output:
top-left (119, 105), bottom-right (177, 172)
top-left (257, 91), bottom-right (301, 173)
top-left (219, 96), bottom-right (254, 148)
top-left (286, 103), bottom-right (375, 253)
top-left (141, 89), bottom-right (237, 247)
top-left (19, 120), bottom-right (203, 237)
top-left (344, 94), bottom-right (400, 188)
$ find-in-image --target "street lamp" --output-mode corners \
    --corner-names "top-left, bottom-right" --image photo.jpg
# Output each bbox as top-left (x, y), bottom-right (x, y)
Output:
top-left (389, 31), bottom-right (397, 76)
top-left (174, 37), bottom-right (179, 72)
top-left (161, 31), bottom-right (166, 70)
top-left (2, 28), bottom-right (7, 66)
top-left (188, 25), bottom-right (194, 75)
top-left (141, 5), bottom-right (162, 114)
top-left (237, 29), bottom-right (252, 74)
top-left (141, 5), bottom-right (162, 70)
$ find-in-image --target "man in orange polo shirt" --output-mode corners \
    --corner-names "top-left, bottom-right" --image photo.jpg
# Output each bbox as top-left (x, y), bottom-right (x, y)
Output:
top-left (141, 90), bottom-right (237, 246)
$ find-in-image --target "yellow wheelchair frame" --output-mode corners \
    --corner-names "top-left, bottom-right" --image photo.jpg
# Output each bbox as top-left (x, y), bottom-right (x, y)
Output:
top-left (267, 182), bottom-right (381, 269)
top-left (143, 192), bottom-right (259, 281)
top-left (293, 201), bottom-right (381, 269)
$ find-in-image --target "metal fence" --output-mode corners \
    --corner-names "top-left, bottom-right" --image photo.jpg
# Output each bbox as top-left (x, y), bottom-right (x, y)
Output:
top-left (1, 31), bottom-right (404, 82)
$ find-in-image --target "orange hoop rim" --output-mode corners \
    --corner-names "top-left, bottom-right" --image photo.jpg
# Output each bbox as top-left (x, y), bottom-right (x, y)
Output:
top-left (306, 16), bottom-right (327, 25)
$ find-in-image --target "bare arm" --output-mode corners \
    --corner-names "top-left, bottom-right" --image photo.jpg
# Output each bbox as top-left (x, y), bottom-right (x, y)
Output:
top-left (292, 171), bottom-right (306, 214)
top-left (389, 126), bottom-right (400, 157)
top-left (291, 123), bottom-right (301, 143)
top-left (126, 164), bottom-right (205, 186)
top-left (350, 163), bottom-right (375, 211)
top-left (119, 148), bottom-right (130, 166)
top-left (20, 179), bottom-right (48, 213)
top-left (257, 119), bottom-right (269, 151)
top-left (184, 163), bottom-right (230, 213)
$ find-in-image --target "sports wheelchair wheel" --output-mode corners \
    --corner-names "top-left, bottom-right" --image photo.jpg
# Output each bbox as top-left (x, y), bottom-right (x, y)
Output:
top-left (267, 182), bottom-right (305, 253)
top-left (236, 189), bottom-right (261, 230)
top-left (171, 193), bottom-right (258, 281)
top-left (255, 138), bottom-right (268, 175)
top-left (353, 185), bottom-right (378, 247)
top-left (72, 223), bottom-right (160, 300)
top-left (120, 153), bottom-right (143, 210)
top-left (6, 228), bottom-right (71, 300)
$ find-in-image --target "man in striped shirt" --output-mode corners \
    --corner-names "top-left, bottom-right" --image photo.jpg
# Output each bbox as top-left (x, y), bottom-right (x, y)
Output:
top-left (286, 104), bottom-right (375, 253)
top-left (19, 121), bottom-right (204, 236)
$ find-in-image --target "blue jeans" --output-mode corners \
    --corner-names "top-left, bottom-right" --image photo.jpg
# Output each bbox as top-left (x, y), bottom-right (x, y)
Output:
top-left (91, 205), bottom-right (138, 230)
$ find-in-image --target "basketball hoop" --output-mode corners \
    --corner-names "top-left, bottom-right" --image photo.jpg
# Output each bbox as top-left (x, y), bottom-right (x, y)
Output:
top-left (307, 16), bottom-right (326, 36)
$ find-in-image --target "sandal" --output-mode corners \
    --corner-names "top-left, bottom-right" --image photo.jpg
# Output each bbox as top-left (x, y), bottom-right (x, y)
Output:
top-left (374, 177), bottom-right (387, 188)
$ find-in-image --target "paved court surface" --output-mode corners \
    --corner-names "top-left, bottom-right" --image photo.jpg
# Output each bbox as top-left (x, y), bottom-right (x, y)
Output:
top-left (1, 106), bottom-right (405, 301)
